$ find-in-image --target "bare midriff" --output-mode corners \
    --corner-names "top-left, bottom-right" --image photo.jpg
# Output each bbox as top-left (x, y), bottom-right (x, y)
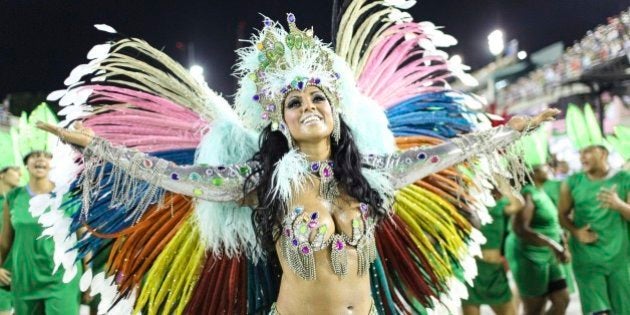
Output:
top-left (274, 178), bottom-right (374, 314)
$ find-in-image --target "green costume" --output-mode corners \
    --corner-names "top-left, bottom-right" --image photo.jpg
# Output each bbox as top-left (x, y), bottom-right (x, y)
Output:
top-left (0, 194), bottom-right (12, 312)
top-left (542, 179), bottom-right (576, 294)
top-left (463, 198), bottom-right (513, 305)
top-left (567, 170), bottom-right (630, 314)
top-left (6, 186), bottom-right (81, 315)
top-left (505, 184), bottom-right (565, 297)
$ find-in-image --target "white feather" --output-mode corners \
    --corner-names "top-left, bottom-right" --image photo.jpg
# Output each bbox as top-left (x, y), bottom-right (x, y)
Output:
top-left (194, 118), bottom-right (262, 259)
top-left (94, 24), bottom-right (117, 33)
top-left (47, 89), bottom-right (66, 101)
top-left (270, 149), bottom-right (310, 203)
top-left (87, 43), bottom-right (111, 60)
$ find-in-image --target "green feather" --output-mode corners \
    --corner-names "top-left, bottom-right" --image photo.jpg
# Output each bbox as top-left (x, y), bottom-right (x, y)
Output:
top-left (583, 103), bottom-right (603, 146)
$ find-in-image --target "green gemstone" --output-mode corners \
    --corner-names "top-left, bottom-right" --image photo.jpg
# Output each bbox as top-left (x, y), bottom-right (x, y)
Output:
top-left (189, 172), bottom-right (201, 181)
top-left (352, 219), bottom-right (360, 228)
top-left (286, 35), bottom-right (295, 48)
top-left (211, 177), bottom-right (223, 186)
top-left (318, 225), bottom-right (328, 234)
top-left (299, 224), bottom-right (308, 234)
top-left (239, 166), bottom-right (250, 175)
top-left (294, 35), bottom-right (303, 48)
top-left (192, 188), bottom-right (203, 197)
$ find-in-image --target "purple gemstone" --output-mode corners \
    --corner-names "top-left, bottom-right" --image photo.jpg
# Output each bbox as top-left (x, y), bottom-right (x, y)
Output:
top-left (308, 221), bottom-right (318, 228)
top-left (310, 163), bottom-right (320, 172)
top-left (280, 87), bottom-right (288, 94)
top-left (417, 152), bottom-right (427, 160)
top-left (297, 81), bottom-right (304, 90)
top-left (266, 104), bottom-right (276, 111)
top-left (217, 166), bottom-right (226, 171)
top-left (292, 238), bottom-right (298, 246)
top-left (301, 246), bottom-right (310, 254)
top-left (279, 123), bottom-right (286, 131)
top-left (314, 78), bottom-right (321, 84)
top-left (285, 228), bottom-right (291, 236)
top-left (261, 112), bottom-right (269, 120)
top-left (322, 167), bottom-right (332, 178)
top-left (327, 161), bottom-right (334, 167)
top-left (253, 94), bottom-right (260, 101)
top-left (287, 13), bottom-right (296, 23)
top-left (359, 203), bottom-right (368, 212)
top-left (335, 240), bottom-right (344, 250)
top-left (310, 212), bottom-right (319, 220)
top-left (334, 72), bottom-right (340, 79)
top-left (430, 156), bottom-right (440, 163)
top-left (263, 17), bottom-right (272, 27)
top-left (170, 173), bottom-right (180, 180)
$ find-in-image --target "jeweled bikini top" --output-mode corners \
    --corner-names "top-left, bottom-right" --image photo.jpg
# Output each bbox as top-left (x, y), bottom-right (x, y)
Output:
top-left (279, 202), bottom-right (377, 280)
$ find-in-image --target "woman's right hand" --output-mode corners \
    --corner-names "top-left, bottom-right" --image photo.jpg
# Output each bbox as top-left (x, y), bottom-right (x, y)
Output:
top-left (0, 268), bottom-right (11, 286)
top-left (36, 121), bottom-right (94, 148)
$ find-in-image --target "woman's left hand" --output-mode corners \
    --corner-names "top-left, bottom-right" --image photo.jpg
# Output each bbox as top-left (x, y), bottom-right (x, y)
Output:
top-left (507, 108), bottom-right (561, 132)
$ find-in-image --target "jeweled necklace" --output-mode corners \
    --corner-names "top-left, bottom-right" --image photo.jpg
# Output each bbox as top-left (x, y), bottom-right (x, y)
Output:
top-left (308, 160), bottom-right (339, 201)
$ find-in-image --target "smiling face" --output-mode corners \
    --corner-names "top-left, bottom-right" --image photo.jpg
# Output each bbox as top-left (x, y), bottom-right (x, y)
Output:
top-left (25, 151), bottom-right (52, 180)
top-left (282, 85), bottom-right (334, 145)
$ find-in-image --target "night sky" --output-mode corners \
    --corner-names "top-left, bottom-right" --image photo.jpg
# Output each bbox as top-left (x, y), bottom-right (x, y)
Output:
top-left (1, 0), bottom-right (627, 101)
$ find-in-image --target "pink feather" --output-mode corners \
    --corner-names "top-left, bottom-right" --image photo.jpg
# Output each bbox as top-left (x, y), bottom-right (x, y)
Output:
top-left (357, 23), bottom-right (455, 108)
top-left (81, 85), bottom-right (207, 152)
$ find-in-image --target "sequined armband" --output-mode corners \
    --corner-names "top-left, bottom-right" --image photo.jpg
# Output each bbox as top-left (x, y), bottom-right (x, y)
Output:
top-left (363, 125), bottom-right (526, 189)
top-left (81, 137), bottom-right (259, 215)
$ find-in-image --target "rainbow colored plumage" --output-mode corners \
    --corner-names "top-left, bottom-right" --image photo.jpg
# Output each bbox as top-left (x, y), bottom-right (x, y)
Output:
top-left (33, 1), bottom-right (519, 314)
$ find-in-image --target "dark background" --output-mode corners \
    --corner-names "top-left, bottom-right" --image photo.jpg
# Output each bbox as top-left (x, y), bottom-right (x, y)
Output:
top-left (1, 0), bottom-right (627, 103)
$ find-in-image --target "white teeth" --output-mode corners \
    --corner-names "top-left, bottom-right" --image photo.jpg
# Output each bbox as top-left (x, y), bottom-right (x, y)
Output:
top-left (301, 115), bottom-right (321, 124)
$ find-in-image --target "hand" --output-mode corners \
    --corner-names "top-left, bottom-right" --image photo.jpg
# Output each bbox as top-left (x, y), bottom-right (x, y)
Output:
top-left (507, 108), bottom-right (561, 132)
top-left (553, 247), bottom-right (571, 263)
top-left (0, 268), bottom-right (11, 286)
top-left (572, 224), bottom-right (598, 244)
top-left (597, 185), bottom-right (624, 211)
top-left (36, 121), bottom-right (94, 148)
top-left (82, 290), bottom-right (93, 304)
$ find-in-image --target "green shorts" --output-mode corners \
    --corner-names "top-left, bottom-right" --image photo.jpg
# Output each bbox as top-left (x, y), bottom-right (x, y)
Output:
top-left (463, 259), bottom-right (512, 306)
top-left (573, 264), bottom-right (630, 314)
top-left (0, 286), bottom-right (10, 312)
top-left (508, 251), bottom-right (565, 297)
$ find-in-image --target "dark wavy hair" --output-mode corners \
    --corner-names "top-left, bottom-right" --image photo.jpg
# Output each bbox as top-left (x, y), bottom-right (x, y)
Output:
top-left (245, 117), bottom-right (388, 253)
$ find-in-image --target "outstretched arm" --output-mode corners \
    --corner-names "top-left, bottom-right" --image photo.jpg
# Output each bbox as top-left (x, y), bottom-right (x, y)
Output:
top-left (364, 109), bottom-right (559, 189)
top-left (37, 122), bottom-right (259, 202)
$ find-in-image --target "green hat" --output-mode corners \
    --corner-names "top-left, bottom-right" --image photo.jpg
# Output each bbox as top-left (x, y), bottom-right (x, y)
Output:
top-left (565, 103), bottom-right (606, 150)
top-left (17, 102), bottom-right (59, 155)
top-left (519, 123), bottom-right (549, 167)
top-left (0, 127), bottom-right (21, 171)
top-left (607, 125), bottom-right (630, 160)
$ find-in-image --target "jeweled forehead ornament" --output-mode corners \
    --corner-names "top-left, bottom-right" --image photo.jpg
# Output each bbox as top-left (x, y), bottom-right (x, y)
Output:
top-left (234, 13), bottom-right (343, 134)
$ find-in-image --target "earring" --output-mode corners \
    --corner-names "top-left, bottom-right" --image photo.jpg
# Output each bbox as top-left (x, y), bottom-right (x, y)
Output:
top-left (332, 108), bottom-right (341, 145)
top-left (279, 122), bottom-right (295, 149)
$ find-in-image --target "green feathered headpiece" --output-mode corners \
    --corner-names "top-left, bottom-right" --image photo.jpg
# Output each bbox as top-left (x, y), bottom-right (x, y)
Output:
top-left (0, 127), bottom-right (21, 171)
top-left (519, 123), bottom-right (549, 167)
top-left (565, 103), bottom-right (605, 150)
top-left (607, 125), bottom-right (630, 160)
top-left (17, 102), bottom-right (59, 155)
